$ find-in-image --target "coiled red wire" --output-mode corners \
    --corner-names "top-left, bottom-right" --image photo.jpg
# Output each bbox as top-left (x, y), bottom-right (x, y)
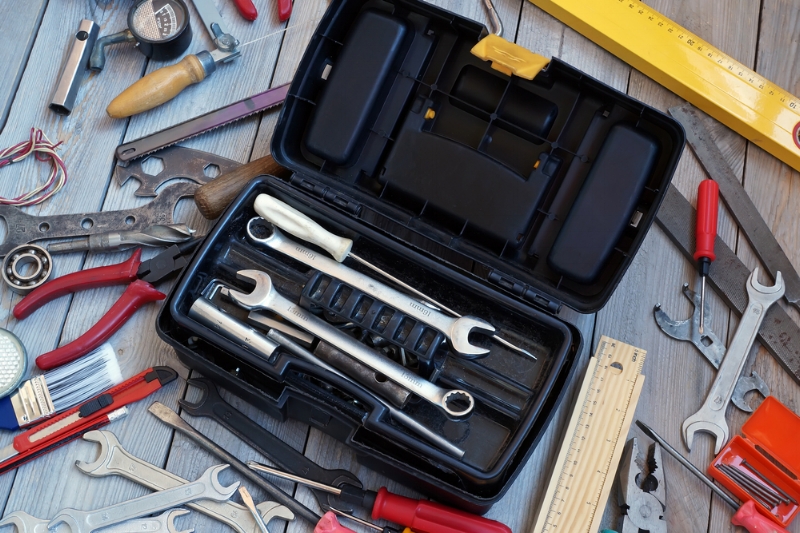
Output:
top-left (0, 127), bottom-right (67, 206)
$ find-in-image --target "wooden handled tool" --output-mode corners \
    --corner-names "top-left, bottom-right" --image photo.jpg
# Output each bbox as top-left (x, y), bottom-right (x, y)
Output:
top-left (194, 155), bottom-right (290, 219)
top-left (107, 55), bottom-right (208, 118)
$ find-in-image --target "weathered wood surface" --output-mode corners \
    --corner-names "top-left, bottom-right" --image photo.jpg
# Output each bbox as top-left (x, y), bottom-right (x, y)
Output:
top-left (0, 0), bottom-right (798, 532)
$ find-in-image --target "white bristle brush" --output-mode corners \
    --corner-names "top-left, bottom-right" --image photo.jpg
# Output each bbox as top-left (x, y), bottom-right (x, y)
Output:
top-left (0, 343), bottom-right (122, 430)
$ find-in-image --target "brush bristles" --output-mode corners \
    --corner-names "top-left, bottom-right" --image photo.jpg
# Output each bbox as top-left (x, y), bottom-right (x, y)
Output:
top-left (44, 344), bottom-right (123, 412)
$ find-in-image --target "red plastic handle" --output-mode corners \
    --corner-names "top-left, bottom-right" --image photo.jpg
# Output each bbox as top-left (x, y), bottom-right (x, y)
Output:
top-left (694, 179), bottom-right (719, 262)
top-left (14, 249), bottom-right (143, 320)
top-left (313, 512), bottom-right (357, 533)
top-left (732, 501), bottom-right (790, 532)
top-left (278, 0), bottom-right (292, 21)
top-left (11, 366), bottom-right (167, 455)
top-left (231, 0), bottom-right (258, 20)
top-left (371, 488), bottom-right (512, 533)
top-left (35, 279), bottom-right (165, 370)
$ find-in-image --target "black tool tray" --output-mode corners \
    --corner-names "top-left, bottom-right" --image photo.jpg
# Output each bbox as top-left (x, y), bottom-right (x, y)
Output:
top-left (157, 0), bottom-right (684, 512)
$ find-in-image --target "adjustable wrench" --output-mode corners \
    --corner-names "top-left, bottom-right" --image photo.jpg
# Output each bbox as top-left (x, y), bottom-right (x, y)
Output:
top-left (683, 268), bottom-right (784, 453)
top-left (228, 269), bottom-right (475, 417)
top-left (48, 465), bottom-right (238, 533)
top-left (179, 378), bottom-right (362, 512)
top-left (654, 283), bottom-right (770, 412)
top-left (246, 218), bottom-right (495, 358)
top-left (76, 430), bottom-right (294, 533)
top-left (0, 510), bottom-right (189, 533)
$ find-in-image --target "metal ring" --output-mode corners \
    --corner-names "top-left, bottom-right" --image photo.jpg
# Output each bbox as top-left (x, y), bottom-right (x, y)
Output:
top-left (2, 244), bottom-right (53, 294)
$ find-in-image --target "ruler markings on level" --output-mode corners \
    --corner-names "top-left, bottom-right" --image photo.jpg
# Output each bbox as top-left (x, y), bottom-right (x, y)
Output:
top-left (530, 0), bottom-right (800, 171)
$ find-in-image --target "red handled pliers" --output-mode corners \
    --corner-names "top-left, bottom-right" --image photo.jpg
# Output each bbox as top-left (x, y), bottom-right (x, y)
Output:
top-left (14, 240), bottom-right (200, 370)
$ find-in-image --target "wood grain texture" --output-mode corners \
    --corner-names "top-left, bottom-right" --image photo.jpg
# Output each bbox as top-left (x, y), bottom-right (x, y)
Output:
top-left (0, 0), bottom-right (46, 133)
top-left (1, 1), bottom-right (800, 533)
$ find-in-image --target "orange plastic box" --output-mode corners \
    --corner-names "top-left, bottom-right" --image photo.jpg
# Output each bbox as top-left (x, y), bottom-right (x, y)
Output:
top-left (710, 396), bottom-right (800, 527)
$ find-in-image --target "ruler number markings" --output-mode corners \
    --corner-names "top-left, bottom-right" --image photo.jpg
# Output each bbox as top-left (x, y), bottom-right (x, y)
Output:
top-left (613, 0), bottom-right (800, 111)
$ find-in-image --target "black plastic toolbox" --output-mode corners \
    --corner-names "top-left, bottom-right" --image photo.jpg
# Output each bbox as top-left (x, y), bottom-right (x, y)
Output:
top-left (156, 0), bottom-right (685, 513)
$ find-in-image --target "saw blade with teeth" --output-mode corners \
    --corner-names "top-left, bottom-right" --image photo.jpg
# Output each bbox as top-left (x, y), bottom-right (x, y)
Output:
top-left (115, 83), bottom-right (290, 164)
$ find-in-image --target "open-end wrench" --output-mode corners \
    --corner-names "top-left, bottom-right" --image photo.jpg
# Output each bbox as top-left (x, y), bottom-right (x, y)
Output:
top-left (246, 218), bottom-right (495, 358)
top-left (228, 269), bottom-right (475, 417)
top-left (654, 283), bottom-right (770, 412)
top-left (48, 465), bottom-right (238, 533)
top-left (179, 378), bottom-right (362, 512)
top-left (683, 268), bottom-right (784, 453)
top-left (0, 510), bottom-right (190, 533)
top-left (76, 430), bottom-right (294, 533)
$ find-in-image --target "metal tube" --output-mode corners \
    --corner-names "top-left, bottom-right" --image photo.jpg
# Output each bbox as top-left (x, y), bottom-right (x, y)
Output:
top-left (50, 20), bottom-right (99, 115)
top-left (742, 460), bottom-right (797, 504)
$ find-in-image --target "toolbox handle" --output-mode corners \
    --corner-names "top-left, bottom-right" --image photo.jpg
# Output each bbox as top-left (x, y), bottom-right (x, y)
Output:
top-left (470, 34), bottom-right (550, 79)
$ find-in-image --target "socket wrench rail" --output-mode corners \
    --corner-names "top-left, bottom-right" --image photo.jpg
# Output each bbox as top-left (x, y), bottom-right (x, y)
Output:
top-left (76, 430), bottom-right (293, 533)
top-left (246, 218), bottom-right (494, 358)
top-left (48, 465), bottom-right (238, 533)
top-left (229, 270), bottom-right (475, 417)
top-left (179, 378), bottom-right (363, 512)
top-left (0, 183), bottom-right (196, 258)
top-left (683, 268), bottom-right (784, 453)
top-left (0, 510), bottom-right (189, 533)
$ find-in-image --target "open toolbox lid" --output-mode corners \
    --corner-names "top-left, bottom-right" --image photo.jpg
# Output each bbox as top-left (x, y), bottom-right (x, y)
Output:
top-left (741, 396), bottom-right (800, 477)
top-left (271, 0), bottom-right (685, 313)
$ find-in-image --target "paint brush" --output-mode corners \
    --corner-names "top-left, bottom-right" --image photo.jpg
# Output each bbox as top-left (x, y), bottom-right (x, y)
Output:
top-left (0, 343), bottom-right (121, 430)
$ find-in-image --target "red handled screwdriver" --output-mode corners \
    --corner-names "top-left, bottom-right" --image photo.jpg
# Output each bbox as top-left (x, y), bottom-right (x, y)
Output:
top-left (231, 0), bottom-right (258, 20)
top-left (248, 461), bottom-right (512, 533)
top-left (695, 179), bottom-right (719, 334)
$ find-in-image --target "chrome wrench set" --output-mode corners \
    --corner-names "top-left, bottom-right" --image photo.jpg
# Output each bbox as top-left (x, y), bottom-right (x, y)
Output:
top-left (0, 431), bottom-right (294, 533)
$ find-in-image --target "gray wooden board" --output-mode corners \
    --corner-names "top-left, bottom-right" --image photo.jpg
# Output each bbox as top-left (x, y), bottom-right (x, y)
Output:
top-left (0, 0), bottom-right (799, 532)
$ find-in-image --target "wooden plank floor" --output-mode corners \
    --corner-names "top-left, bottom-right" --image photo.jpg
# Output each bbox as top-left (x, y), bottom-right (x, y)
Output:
top-left (0, 0), bottom-right (799, 532)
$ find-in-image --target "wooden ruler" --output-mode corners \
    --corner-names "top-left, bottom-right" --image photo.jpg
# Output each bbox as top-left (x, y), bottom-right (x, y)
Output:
top-left (531, 336), bottom-right (646, 533)
top-left (529, 0), bottom-right (800, 172)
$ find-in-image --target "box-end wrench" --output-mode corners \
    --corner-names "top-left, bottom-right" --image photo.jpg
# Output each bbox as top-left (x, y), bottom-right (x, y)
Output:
top-left (0, 510), bottom-right (189, 533)
top-left (76, 430), bottom-right (294, 533)
top-left (683, 268), bottom-right (784, 453)
top-left (178, 378), bottom-right (363, 513)
top-left (654, 283), bottom-right (770, 412)
top-left (246, 218), bottom-right (495, 358)
top-left (228, 270), bottom-right (475, 417)
top-left (48, 465), bottom-right (238, 533)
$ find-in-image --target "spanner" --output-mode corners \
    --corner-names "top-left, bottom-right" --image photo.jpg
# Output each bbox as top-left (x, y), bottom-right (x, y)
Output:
top-left (76, 430), bottom-right (294, 533)
top-left (0, 510), bottom-right (189, 533)
top-left (683, 268), bottom-right (784, 453)
top-left (48, 465), bottom-right (238, 533)
top-left (654, 283), bottom-right (770, 412)
top-left (179, 378), bottom-right (362, 512)
top-left (246, 218), bottom-right (495, 358)
top-left (229, 269), bottom-right (475, 417)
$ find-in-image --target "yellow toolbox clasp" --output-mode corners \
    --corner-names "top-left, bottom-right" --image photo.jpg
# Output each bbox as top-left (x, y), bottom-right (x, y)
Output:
top-left (470, 34), bottom-right (550, 79)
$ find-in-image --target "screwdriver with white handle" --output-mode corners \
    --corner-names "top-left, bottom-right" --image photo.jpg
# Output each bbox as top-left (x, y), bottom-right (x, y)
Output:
top-left (253, 194), bottom-right (536, 360)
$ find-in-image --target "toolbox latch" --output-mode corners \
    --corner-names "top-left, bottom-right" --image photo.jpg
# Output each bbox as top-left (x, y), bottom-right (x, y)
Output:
top-left (470, 34), bottom-right (550, 79)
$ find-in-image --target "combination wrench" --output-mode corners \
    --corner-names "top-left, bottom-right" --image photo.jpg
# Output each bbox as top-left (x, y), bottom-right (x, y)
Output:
top-left (0, 509), bottom-right (189, 533)
top-left (683, 268), bottom-right (784, 453)
top-left (246, 217), bottom-right (495, 358)
top-left (76, 430), bottom-right (294, 533)
top-left (48, 465), bottom-right (238, 533)
top-left (179, 378), bottom-right (363, 512)
top-left (654, 283), bottom-right (770, 412)
top-left (228, 269), bottom-right (475, 417)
